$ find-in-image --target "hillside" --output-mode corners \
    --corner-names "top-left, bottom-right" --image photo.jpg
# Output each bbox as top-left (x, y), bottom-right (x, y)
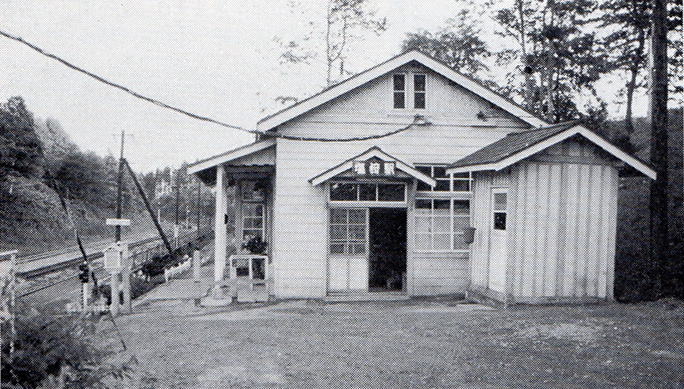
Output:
top-left (0, 97), bottom-right (161, 254)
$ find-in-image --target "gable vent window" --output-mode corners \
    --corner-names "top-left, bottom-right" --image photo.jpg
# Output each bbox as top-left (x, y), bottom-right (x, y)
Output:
top-left (393, 74), bottom-right (406, 109)
top-left (414, 74), bottom-right (426, 109)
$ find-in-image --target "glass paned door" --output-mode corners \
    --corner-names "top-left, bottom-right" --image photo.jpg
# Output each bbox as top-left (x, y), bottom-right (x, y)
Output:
top-left (328, 208), bottom-right (369, 292)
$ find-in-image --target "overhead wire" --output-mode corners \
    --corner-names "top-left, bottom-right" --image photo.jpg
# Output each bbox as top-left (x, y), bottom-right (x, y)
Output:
top-left (0, 29), bottom-right (428, 143)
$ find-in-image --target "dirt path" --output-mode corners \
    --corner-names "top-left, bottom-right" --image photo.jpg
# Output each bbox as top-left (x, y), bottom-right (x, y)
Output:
top-left (99, 298), bottom-right (684, 388)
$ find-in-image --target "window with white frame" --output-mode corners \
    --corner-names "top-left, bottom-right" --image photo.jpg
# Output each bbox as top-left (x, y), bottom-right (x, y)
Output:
top-left (414, 74), bottom-right (426, 109)
top-left (242, 202), bottom-right (265, 240)
top-left (415, 165), bottom-right (472, 192)
top-left (329, 182), bottom-right (406, 202)
top-left (329, 208), bottom-right (367, 255)
top-left (415, 199), bottom-right (471, 251)
top-left (393, 74), bottom-right (406, 109)
top-left (493, 191), bottom-right (507, 231)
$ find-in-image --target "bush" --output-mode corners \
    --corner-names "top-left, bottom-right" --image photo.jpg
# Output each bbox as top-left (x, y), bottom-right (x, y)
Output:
top-left (1, 307), bottom-right (132, 387)
top-left (242, 235), bottom-right (267, 254)
top-left (94, 276), bottom-right (155, 305)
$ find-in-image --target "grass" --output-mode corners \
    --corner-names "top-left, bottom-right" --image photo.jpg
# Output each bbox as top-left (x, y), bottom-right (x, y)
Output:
top-left (99, 297), bottom-right (684, 388)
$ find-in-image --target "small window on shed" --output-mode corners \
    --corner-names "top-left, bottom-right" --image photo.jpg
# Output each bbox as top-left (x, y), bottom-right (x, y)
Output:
top-left (493, 191), bottom-right (507, 230)
top-left (414, 74), bottom-right (426, 109)
top-left (393, 74), bottom-right (406, 109)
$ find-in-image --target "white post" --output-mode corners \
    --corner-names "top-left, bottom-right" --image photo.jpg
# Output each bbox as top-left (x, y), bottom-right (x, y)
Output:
top-left (82, 282), bottom-right (89, 309)
top-left (193, 249), bottom-right (201, 282)
top-left (214, 165), bottom-right (227, 287)
top-left (121, 244), bottom-right (131, 314)
top-left (248, 256), bottom-right (254, 290)
top-left (110, 272), bottom-right (119, 316)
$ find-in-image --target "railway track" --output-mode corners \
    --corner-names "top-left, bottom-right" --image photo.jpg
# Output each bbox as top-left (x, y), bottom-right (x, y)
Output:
top-left (17, 235), bottom-right (161, 278)
top-left (17, 228), bottom-right (212, 299)
top-left (16, 228), bottom-right (210, 279)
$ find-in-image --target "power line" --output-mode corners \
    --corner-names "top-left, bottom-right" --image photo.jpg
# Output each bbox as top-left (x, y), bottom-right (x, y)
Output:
top-left (0, 29), bottom-right (428, 142)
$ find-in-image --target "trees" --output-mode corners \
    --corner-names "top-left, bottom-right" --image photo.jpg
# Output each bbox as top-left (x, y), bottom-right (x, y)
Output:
top-left (401, 9), bottom-right (491, 80)
top-left (278, 0), bottom-right (387, 88)
top-left (0, 97), bottom-right (44, 179)
top-left (494, 0), bottom-right (609, 123)
top-left (599, 0), bottom-right (683, 134)
top-left (53, 151), bottom-right (115, 208)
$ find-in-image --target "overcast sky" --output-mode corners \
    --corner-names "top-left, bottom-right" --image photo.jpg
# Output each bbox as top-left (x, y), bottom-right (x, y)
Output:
top-left (1, 1), bottom-right (640, 172)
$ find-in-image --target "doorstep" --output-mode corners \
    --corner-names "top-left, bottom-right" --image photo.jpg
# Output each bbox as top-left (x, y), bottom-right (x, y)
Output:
top-left (325, 291), bottom-right (410, 302)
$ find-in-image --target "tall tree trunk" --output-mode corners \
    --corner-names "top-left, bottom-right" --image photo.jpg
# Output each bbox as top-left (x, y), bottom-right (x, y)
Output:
top-left (517, 0), bottom-right (534, 110)
top-left (542, 0), bottom-right (557, 122)
top-left (326, 0), bottom-right (333, 86)
top-left (649, 0), bottom-right (669, 297)
top-left (626, 28), bottom-right (647, 135)
top-left (625, 68), bottom-right (637, 134)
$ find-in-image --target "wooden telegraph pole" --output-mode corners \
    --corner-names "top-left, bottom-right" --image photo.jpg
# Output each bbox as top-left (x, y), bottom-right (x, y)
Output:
top-left (649, 0), bottom-right (669, 296)
top-left (115, 130), bottom-right (125, 242)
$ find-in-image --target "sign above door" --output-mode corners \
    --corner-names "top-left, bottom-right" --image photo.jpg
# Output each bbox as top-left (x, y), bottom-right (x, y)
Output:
top-left (352, 157), bottom-right (396, 177)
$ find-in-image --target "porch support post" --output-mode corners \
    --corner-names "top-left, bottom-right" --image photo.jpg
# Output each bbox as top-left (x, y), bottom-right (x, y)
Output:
top-left (214, 164), bottom-right (227, 286)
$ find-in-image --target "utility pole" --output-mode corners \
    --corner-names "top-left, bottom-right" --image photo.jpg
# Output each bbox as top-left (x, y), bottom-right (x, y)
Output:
top-left (196, 179), bottom-right (201, 238)
top-left (174, 173), bottom-right (180, 248)
top-left (649, 0), bottom-right (669, 297)
top-left (115, 130), bottom-right (125, 242)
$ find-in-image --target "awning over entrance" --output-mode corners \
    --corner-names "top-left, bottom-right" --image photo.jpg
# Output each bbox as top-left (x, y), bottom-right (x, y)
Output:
top-left (188, 139), bottom-right (276, 186)
top-left (309, 146), bottom-right (437, 187)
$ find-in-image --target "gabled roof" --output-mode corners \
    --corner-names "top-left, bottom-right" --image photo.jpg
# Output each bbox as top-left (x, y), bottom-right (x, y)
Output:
top-left (187, 138), bottom-right (276, 175)
top-left (257, 50), bottom-right (548, 131)
top-left (309, 146), bottom-right (437, 187)
top-left (446, 122), bottom-right (656, 180)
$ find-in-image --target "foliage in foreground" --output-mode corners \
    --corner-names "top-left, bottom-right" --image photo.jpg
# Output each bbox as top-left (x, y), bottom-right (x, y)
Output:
top-left (1, 307), bottom-right (133, 388)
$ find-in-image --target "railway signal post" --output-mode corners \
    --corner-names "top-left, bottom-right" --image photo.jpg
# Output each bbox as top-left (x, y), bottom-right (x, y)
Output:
top-left (78, 261), bottom-right (90, 309)
top-left (106, 218), bottom-right (132, 314)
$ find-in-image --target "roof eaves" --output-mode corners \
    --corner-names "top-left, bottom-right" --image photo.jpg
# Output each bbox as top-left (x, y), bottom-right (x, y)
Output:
top-left (187, 138), bottom-right (275, 174)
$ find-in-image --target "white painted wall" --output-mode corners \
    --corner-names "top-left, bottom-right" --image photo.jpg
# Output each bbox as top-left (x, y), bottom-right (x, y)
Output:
top-left (507, 140), bottom-right (619, 301)
top-left (468, 138), bottom-right (620, 303)
top-left (270, 66), bottom-right (530, 298)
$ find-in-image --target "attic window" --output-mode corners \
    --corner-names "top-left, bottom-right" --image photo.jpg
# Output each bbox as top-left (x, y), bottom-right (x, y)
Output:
top-left (414, 74), bottom-right (426, 109)
top-left (393, 74), bottom-right (406, 109)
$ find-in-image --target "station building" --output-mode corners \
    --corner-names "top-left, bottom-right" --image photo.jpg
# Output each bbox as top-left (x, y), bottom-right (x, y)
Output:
top-left (188, 51), bottom-right (654, 304)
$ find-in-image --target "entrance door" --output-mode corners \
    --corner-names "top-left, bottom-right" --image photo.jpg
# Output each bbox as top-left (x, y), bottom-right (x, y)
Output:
top-left (488, 188), bottom-right (508, 292)
top-left (328, 208), bottom-right (368, 292)
top-left (369, 208), bottom-right (407, 291)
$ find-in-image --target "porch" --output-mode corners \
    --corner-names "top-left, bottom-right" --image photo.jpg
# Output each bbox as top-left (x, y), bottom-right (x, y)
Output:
top-left (188, 139), bottom-right (276, 301)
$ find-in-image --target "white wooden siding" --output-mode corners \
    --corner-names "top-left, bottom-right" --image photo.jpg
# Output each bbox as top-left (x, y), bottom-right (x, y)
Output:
top-left (411, 252), bottom-right (469, 295)
top-left (270, 67), bottom-right (530, 298)
top-left (507, 139), bottom-right (620, 300)
top-left (277, 66), bottom-right (528, 138)
top-left (469, 138), bottom-right (620, 303)
top-left (470, 172), bottom-right (510, 292)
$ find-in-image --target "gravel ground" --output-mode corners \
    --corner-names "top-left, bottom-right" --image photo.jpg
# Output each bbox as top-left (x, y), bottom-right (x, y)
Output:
top-left (98, 297), bottom-right (684, 388)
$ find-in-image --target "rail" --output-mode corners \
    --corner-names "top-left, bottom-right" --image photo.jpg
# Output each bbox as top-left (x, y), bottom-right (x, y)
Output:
top-left (17, 228), bottom-right (210, 278)
top-left (17, 227), bottom-right (212, 297)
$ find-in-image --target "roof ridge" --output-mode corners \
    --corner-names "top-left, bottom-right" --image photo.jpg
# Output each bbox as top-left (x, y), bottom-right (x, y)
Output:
top-left (258, 50), bottom-right (549, 129)
top-left (507, 120), bottom-right (580, 136)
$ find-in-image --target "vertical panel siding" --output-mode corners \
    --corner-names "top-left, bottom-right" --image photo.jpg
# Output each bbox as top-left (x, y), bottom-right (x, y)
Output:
top-left (563, 164), bottom-right (580, 296)
top-left (605, 168), bottom-right (619, 299)
top-left (470, 172), bottom-right (493, 289)
top-left (508, 141), bottom-right (619, 300)
top-left (469, 171), bottom-right (509, 294)
top-left (510, 166), bottom-right (526, 296)
top-left (544, 164), bottom-right (562, 296)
